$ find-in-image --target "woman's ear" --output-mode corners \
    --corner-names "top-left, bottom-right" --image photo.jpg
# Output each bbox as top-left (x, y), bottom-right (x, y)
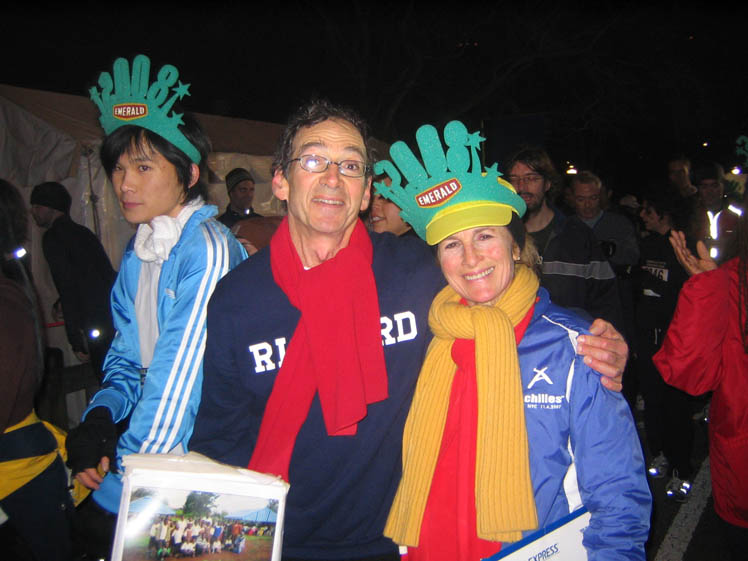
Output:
top-left (513, 242), bottom-right (521, 262)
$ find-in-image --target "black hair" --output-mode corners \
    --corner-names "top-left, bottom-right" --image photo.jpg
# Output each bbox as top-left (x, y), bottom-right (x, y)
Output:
top-left (272, 99), bottom-right (372, 177)
top-left (640, 183), bottom-right (692, 232)
top-left (691, 161), bottom-right (725, 185)
top-left (666, 154), bottom-right (691, 167)
top-left (100, 112), bottom-right (211, 204)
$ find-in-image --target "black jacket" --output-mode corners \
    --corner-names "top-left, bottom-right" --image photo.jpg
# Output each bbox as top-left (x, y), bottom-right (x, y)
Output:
top-left (534, 207), bottom-right (623, 329)
top-left (42, 215), bottom-right (116, 353)
top-left (216, 206), bottom-right (262, 229)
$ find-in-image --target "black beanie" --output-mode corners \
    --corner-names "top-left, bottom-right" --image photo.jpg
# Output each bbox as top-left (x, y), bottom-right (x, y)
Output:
top-left (30, 182), bottom-right (72, 214)
top-left (225, 168), bottom-right (255, 193)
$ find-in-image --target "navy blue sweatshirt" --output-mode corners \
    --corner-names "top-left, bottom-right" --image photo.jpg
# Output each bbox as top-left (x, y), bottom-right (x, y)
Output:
top-left (190, 231), bottom-right (444, 559)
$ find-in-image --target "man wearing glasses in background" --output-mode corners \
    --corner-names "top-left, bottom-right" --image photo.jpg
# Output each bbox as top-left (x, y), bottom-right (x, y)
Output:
top-left (190, 104), bottom-right (631, 561)
top-left (505, 146), bottom-right (623, 329)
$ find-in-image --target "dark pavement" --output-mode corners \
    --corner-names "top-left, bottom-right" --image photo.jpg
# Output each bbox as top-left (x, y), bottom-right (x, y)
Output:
top-left (637, 402), bottom-right (736, 561)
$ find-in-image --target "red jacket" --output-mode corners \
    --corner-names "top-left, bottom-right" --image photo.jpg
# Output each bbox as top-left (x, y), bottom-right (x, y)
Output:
top-left (653, 258), bottom-right (748, 528)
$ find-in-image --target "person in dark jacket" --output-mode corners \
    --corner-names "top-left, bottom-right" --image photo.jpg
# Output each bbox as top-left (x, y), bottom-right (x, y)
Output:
top-left (0, 179), bottom-right (74, 561)
top-left (30, 181), bottom-right (116, 380)
top-left (505, 147), bottom-right (623, 329)
top-left (633, 186), bottom-right (696, 502)
top-left (217, 167), bottom-right (263, 229)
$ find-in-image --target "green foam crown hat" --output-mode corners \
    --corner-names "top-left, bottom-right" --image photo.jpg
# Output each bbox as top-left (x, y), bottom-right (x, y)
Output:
top-left (89, 54), bottom-right (201, 163)
top-left (373, 120), bottom-right (526, 245)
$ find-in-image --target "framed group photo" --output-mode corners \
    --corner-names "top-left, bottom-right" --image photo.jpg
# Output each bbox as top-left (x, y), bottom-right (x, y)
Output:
top-left (110, 452), bottom-right (289, 561)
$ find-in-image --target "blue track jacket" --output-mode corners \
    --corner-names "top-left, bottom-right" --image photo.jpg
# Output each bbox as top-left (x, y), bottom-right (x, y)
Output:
top-left (84, 205), bottom-right (247, 513)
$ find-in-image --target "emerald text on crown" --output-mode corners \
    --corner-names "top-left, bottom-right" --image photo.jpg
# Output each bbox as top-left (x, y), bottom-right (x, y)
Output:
top-left (416, 178), bottom-right (462, 208)
top-left (113, 103), bottom-right (148, 120)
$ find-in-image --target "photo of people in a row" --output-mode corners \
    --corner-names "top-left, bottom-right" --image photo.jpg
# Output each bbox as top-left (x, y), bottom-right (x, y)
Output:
top-left (122, 489), bottom-right (277, 561)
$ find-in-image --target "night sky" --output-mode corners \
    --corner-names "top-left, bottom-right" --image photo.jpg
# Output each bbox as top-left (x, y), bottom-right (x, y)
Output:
top-left (4, 1), bottom-right (748, 195)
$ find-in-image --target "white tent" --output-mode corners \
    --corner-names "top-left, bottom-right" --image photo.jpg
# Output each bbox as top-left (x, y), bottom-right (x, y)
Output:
top-left (0, 83), bottom-right (286, 367)
top-left (129, 496), bottom-right (176, 516)
top-left (228, 506), bottom-right (277, 523)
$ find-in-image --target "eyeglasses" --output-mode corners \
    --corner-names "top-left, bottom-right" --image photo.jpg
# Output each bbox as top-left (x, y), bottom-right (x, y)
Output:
top-left (287, 154), bottom-right (370, 178)
top-left (506, 173), bottom-right (544, 186)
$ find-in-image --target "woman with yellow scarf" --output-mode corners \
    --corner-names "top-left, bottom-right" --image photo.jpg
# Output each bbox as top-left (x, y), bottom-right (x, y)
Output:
top-left (374, 121), bottom-right (651, 560)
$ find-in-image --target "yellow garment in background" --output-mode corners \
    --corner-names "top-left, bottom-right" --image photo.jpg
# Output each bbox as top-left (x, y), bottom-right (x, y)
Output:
top-left (0, 410), bottom-right (90, 506)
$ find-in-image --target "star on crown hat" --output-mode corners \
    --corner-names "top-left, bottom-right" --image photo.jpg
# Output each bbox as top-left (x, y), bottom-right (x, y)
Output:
top-left (89, 54), bottom-right (201, 163)
top-left (373, 120), bottom-right (526, 245)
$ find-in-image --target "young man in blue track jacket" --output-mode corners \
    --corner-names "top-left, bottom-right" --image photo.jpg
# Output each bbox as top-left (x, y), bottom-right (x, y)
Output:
top-left (64, 55), bottom-right (246, 559)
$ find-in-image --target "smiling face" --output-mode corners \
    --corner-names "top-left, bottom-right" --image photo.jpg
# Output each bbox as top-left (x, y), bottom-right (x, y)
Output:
top-left (370, 192), bottom-right (411, 236)
top-left (437, 226), bottom-right (520, 307)
top-left (273, 118), bottom-right (371, 245)
top-left (111, 141), bottom-right (196, 225)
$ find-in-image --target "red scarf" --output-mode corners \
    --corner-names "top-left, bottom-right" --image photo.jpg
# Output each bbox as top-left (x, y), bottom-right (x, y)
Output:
top-left (248, 217), bottom-right (389, 481)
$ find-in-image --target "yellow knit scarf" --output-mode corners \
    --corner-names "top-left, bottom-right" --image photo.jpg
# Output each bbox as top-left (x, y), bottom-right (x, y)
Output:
top-left (385, 264), bottom-right (540, 546)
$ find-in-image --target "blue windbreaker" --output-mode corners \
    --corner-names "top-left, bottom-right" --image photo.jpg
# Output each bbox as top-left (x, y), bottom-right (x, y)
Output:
top-left (517, 288), bottom-right (651, 559)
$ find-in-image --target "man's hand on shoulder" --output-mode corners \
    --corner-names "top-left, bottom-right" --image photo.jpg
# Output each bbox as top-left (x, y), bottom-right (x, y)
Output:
top-left (577, 319), bottom-right (627, 392)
